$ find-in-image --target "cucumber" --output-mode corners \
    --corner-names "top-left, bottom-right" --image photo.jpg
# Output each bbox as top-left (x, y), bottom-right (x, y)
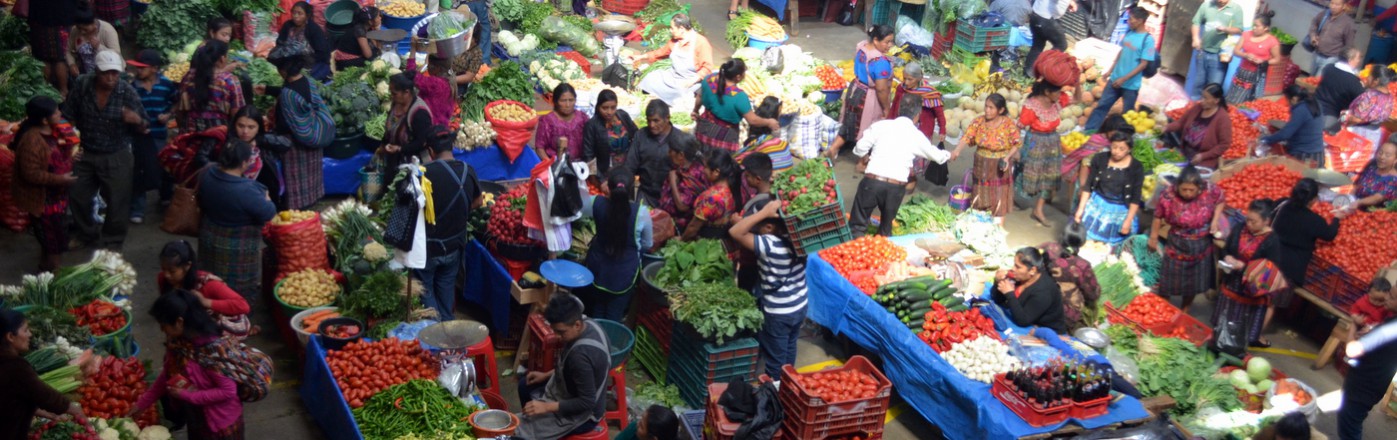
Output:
top-left (930, 286), bottom-right (958, 300)
top-left (947, 303), bottom-right (970, 312)
top-left (937, 296), bottom-right (964, 307)
top-left (928, 278), bottom-right (954, 291)
top-left (908, 299), bottom-right (937, 310)
top-left (898, 288), bottom-right (936, 302)
top-left (905, 318), bottom-right (926, 329)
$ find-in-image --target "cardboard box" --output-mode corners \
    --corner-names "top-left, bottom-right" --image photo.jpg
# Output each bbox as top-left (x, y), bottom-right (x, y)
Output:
top-left (511, 281), bottom-right (555, 305)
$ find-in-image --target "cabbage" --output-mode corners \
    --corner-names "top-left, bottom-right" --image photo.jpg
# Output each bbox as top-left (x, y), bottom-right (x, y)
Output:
top-left (1228, 370), bottom-right (1251, 388)
top-left (1255, 379), bottom-right (1273, 392)
top-left (1246, 357), bottom-right (1272, 383)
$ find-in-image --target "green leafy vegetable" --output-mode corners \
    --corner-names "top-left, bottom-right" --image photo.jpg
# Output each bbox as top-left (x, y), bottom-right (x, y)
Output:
top-left (1131, 334), bottom-right (1242, 417)
top-left (0, 11), bottom-right (29, 51)
top-left (1095, 261), bottom-right (1140, 308)
top-left (325, 68), bottom-right (383, 136)
top-left (24, 306), bottom-right (93, 351)
top-left (669, 282), bottom-right (764, 345)
top-left (138, 0), bottom-right (221, 55)
top-left (0, 52), bottom-right (62, 121)
top-left (638, 0), bottom-right (701, 49)
top-left (353, 380), bottom-right (483, 440)
top-left (632, 382), bottom-right (684, 408)
top-left (726, 10), bottom-right (757, 48)
top-left (460, 61), bottom-right (533, 120)
top-left (1271, 28), bottom-right (1297, 46)
top-left (894, 195), bottom-right (958, 234)
top-left (342, 271), bottom-right (407, 320)
top-left (656, 240), bottom-right (735, 289)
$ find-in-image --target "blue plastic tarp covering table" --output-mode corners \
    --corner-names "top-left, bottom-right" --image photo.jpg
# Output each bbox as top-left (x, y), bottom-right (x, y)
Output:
top-left (456, 143), bottom-right (541, 182)
top-left (301, 335), bottom-right (366, 440)
top-left (323, 151), bottom-right (374, 196)
top-left (462, 239), bottom-right (516, 332)
top-left (805, 234), bottom-right (1151, 439)
top-left (755, 0), bottom-right (789, 20)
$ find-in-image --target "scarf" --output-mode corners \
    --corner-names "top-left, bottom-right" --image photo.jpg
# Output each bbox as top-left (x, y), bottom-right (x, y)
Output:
top-left (903, 80), bottom-right (942, 108)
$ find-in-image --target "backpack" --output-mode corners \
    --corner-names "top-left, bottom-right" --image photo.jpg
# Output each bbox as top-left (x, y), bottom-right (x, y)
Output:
top-left (183, 337), bottom-right (275, 402)
top-left (1142, 58), bottom-right (1160, 78)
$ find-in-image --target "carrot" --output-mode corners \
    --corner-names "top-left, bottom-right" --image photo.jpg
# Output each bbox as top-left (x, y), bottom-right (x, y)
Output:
top-left (301, 310), bottom-right (339, 331)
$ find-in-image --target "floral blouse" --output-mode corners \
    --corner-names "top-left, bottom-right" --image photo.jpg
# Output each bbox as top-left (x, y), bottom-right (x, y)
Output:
top-left (963, 116), bottom-right (1022, 159)
top-left (692, 184), bottom-right (736, 225)
top-left (1355, 161), bottom-right (1397, 203)
top-left (658, 161), bottom-right (708, 227)
top-left (1019, 94), bottom-right (1068, 133)
top-left (1347, 90), bottom-right (1394, 125)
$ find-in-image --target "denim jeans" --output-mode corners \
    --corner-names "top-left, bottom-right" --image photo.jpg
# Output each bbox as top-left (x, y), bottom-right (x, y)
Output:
top-left (1188, 50), bottom-right (1225, 99)
top-left (1084, 86), bottom-right (1140, 132)
top-left (758, 309), bottom-right (806, 379)
top-left (414, 248), bottom-right (462, 321)
top-left (130, 192), bottom-right (147, 219)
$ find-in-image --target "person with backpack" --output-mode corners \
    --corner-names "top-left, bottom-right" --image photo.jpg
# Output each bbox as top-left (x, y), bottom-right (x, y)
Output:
top-left (416, 128), bottom-right (483, 321)
top-left (1084, 7), bottom-right (1155, 133)
top-left (729, 198), bottom-right (808, 378)
top-left (133, 290), bottom-right (246, 440)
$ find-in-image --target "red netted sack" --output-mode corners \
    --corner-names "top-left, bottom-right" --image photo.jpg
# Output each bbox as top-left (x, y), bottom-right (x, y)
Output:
top-left (263, 212), bottom-right (331, 277)
top-left (1034, 50), bottom-right (1082, 88)
top-left (649, 209), bottom-right (675, 253)
top-left (485, 100), bottom-right (540, 163)
top-left (0, 145), bottom-right (30, 232)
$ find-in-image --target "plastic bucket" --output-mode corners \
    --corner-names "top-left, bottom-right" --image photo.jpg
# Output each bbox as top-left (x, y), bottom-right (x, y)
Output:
top-left (746, 33), bottom-right (787, 49)
top-left (317, 316), bottom-right (365, 350)
top-left (291, 306), bottom-right (339, 347)
top-left (470, 409), bottom-right (519, 437)
top-left (595, 319), bottom-right (635, 366)
top-left (273, 280), bottom-right (313, 320)
top-left (823, 89), bottom-right (843, 103)
top-left (326, 133), bottom-right (365, 160)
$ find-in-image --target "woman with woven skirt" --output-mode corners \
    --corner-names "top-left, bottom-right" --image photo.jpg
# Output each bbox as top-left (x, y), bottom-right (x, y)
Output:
top-left (681, 153), bottom-right (741, 242)
top-left (1225, 13), bottom-right (1280, 104)
top-left (1073, 132), bottom-right (1144, 244)
top-left (198, 140), bottom-right (277, 305)
top-left (950, 93), bottom-right (1020, 224)
top-left (691, 59), bottom-right (779, 154)
top-left (267, 43), bottom-right (330, 210)
top-left (1065, 115), bottom-right (1132, 214)
top-left (1019, 80), bottom-right (1070, 226)
top-left (11, 97), bottom-right (76, 273)
top-left (1213, 199), bottom-right (1283, 347)
top-left (825, 25), bottom-right (896, 159)
top-left (1150, 165), bottom-right (1226, 313)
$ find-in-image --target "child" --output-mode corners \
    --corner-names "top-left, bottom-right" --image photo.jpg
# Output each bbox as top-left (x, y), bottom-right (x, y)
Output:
top-left (728, 198), bottom-right (807, 378)
top-left (734, 153), bottom-right (774, 291)
top-left (615, 404), bottom-right (680, 440)
top-left (1350, 277), bottom-right (1395, 336)
top-left (735, 97), bottom-right (793, 171)
top-left (128, 49), bottom-right (177, 224)
top-left (890, 62), bottom-right (949, 187)
top-left (133, 290), bottom-right (244, 439)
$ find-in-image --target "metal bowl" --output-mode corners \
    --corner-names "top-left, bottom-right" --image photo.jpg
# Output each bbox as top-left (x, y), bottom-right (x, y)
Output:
top-left (472, 409), bottom-right (516, 430)
top-left (1073, 327), bottom-right (1112, 350)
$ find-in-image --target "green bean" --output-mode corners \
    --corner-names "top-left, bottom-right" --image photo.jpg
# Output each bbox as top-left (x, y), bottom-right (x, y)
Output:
top-left (353, 380), bottom-right (481, 440)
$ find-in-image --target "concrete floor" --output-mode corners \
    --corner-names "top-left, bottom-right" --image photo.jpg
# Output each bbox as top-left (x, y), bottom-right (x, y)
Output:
top-left (4, 2), bottom-right (1396, 439)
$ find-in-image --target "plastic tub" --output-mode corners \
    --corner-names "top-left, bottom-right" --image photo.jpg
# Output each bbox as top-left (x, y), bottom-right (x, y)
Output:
top-left (595, 319), bottom-right (635, 366)
top-left (746, 33), bottom-right (787, 49)
top-left (823, 89), bottom-right (843, 103)
top-left (291, 306), bottom-right (339, 347)
top-left (318, 317), bottom-right (365, 351)
top-left (470, 409), bottom-right (519, 437)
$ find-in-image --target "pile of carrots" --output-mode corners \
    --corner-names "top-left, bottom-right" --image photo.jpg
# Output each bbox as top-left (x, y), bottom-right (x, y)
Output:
top-left (1313, 204), bottom-right (1397, 281)
top-left (300, 309), bottom-right (341, 334)
top-left (819, 236), bottom-right (908, 280)
top-left (1217, 163), bottom-right (1302, 211)
top-left (326, 338), bottom-right (438, 408)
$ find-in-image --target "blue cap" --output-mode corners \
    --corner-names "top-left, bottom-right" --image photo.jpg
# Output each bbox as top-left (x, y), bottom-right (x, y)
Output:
top-left (540, 260), bottom-right (593, 288)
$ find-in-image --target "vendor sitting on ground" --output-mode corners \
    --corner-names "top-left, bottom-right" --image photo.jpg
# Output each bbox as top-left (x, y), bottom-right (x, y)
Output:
top-left (993, 247), bottom-right (1068, 333)
top-left (1349, 141), bottom-right (1397, 210)
top-left (630, 14), bottom-right (714, 106)
top-left (517, 294), bottom-right (612, 440)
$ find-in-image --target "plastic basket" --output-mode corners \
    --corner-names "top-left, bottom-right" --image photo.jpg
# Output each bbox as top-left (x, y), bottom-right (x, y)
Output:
top-left (526, 312), bottom-right (562, 373)
top-left (931, 22), bottom-right (957, 59)
top-left (1324, 130), bottom-right (1375, 173)
top-left (680, 409), bottom-right (704, 440)
top-left (667, 334), bottom-right (761, 407)
top-left (636, 295), bottom-right (673, 353)
top-left (953, 20), bottom-right (1011, 53)
top-left (991, 374), bottom-right (1072, 427)
top-left (633, 326), bottom-right (667, 382)
top-left (823, 89), bottom-right (844, 103)
top-left (1072, 395), bottom-right (1112, 419)
top-left (1143, 311), bottom-right (1214, 347)
top-left (790, 216), bottom-right (853, 257)
top-left (778, 356), bottom-right (893, 423)
top-left (602, 0), bottom-right (651, 15)
top-left (747, 33), bottom-right (788, 49)
top-left (595, 319), bottom-right (635, 366)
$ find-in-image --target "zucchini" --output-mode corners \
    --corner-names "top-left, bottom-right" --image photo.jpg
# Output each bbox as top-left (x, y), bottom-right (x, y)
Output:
top-left (898, 288), bottom-right (936, 302)
top-left (930, 286), bottom-right (958, 300)
top-left (907, 299), bottom-right (937, 310)
top-left (905, 318), bottom-right (926, 329)
top-left (937, 296), bottom-right (964, 307)
top-left (947, 303), bottom-right (970, 312)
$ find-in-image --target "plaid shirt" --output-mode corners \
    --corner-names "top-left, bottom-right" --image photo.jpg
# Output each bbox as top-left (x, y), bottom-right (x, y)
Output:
top-left (63, 74), bottom-right (146, 154)
top-left (785, 114), bottom-right (840, 159)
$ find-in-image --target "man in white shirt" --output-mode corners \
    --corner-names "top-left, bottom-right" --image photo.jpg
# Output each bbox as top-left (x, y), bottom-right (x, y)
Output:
top-left (849, 116), bottom-right (952, 237)
top-left (1026, 0), bottom-right (1077, 77)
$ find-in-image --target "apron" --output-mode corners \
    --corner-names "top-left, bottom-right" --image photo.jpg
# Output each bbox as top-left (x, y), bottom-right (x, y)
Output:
top-left (517, 321), bottom-right (612, 439)
top-left (425, 161), bottom-right (471, 255)
top-left (639, 41), bottom-right (700, 106)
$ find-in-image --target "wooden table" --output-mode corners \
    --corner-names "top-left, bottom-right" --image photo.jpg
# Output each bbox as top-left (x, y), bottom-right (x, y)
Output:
top-left (1293, 286), bottom-right (1355, 369)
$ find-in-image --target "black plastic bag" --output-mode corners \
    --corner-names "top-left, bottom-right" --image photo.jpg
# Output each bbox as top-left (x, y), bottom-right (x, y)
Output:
top-left (602, 63), bottom-right (631, 88)
top-left (1211, 320), bottom-right (1248, 358)
top-left (733, 381), bottom-right (782, 440)
top-left (837, 0), bottom-right (858, 26)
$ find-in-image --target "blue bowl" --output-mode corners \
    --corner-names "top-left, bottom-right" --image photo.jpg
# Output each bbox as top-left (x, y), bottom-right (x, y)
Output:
top-left (746, 32), bottom-right (787, 50)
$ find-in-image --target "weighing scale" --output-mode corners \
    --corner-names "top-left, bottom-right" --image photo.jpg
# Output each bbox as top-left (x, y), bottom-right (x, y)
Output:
top-left (418, 319), bottom-right (490, 398)
top-left (594, 15), bottom-right (638, 73)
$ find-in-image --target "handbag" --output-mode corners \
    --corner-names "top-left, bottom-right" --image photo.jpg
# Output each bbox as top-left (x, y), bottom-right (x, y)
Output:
top-left (160, 167), bottom-right (208, 237)
top-left (1242, 258), bottom-right (1289, 298)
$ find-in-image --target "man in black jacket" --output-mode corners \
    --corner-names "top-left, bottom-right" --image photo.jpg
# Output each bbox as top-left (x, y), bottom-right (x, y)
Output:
top-left (1315, 48), bottom-right (1365, 133)
top-left (517, 294), bottom-right (612, 440)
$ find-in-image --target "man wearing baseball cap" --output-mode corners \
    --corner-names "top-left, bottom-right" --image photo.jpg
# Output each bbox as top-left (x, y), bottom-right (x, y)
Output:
top-left (62, 49), bottom-right (148, 250)
top-left (127, 49), bottom-right (177, 225)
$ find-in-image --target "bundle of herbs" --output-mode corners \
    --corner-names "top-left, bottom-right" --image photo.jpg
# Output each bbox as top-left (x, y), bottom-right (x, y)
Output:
top-left (893, 195), bottom-right (958, 234)
top-left (1095, 261), bottom-right (1140, 308)
top-left (138, 0), bottom-right (221, 55)
top-left (669, 282), bottom-right (763, 344)
top-left (25, 306), bottom-right (93, 350)
top-left (460, 61), bottom-right (534, 120)
top-left (1133, 335), bottom-right (1241, 417)
top-left (342, 271), bottom-right (407, 321)
top-left (656, 239), bottom-right (734, 289)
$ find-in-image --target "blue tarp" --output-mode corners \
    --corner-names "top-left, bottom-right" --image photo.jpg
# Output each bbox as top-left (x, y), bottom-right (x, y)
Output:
top-left (323, 151), bottom-right (374, 196)
top-left (456, 144), bottom-right (541, 182)
top-left (805, 234), bottom-right (1151, 439)
top-left (301, 335), bottom-right (366, 440)
top-left (462, 239), bottom-right (516, 332)
top-left (755, 0), bottom-right (789, 20)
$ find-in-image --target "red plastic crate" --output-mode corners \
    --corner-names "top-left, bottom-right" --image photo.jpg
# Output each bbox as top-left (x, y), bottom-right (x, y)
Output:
top-left (1072, 395), bottom-right (1111, 420)
top-left (778, 356), bottom-right (892, 424)
top-left (1143, 310), bottom-right (1214, 347)
top-left (991, 375), bottom-right (1071, 427)
top-left (930, 22), bottom-right (957, 59)
top-left (601, 0), bottom-right (649, 15)
top-left (526, 313), bottom-right (562, 373)
top-left (1309, 256), bottom-right (1370, 309)
top-left (636, 299), bottom-right (673, 354)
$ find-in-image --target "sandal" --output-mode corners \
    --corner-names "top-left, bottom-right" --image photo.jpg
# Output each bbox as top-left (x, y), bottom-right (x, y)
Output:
top-left (1249, 338), bottom-right (1272, 348)
top-left (728, 10), bottom-right (739, 20)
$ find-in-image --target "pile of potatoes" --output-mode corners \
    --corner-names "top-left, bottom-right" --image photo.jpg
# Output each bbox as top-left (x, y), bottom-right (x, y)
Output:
top-left (278, 269), bottom-right (341, 308)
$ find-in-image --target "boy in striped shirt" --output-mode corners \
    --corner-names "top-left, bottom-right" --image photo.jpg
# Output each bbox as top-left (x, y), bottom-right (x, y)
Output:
top-left (729, 198), bottom-right (807, 378)
top-left (127, 49), bottom-right (177, 223)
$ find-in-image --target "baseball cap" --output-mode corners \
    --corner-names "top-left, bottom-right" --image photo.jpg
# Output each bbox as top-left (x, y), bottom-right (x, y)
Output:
top-left (95, 50), bottom-right (124, 72)
top-left (126, 49), bottom-right (165, 68)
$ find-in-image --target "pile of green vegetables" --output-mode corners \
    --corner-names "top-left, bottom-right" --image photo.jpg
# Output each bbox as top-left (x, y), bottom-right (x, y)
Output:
top-left (670, 282), bottom-right (764, 344)
top-left (342, 271), bottom-right (407, 320)
top-left (656, 239), bottom-right (735, 289)
top-left (773, 158), bottom-right (837, 216)
top-left (461, 61), bottom-right (534, 120)
top-left (364, 113), bottom-right (388, 140)
top-left (0, 52), bottom-right (62, 121)
top-left (632, 382), bottom-right (684, 408)
top-left (894, 195), bottom-right (958, 234)
top-left (24, 307), bottom-right (92, 350)
top-left (352, 379), bottom-right (482, 440)
top-left (0, 11), bottom-right (28, 51)
top-left (1106, 326), bottom-right (1241, 418)
top-left (726, 10), bottom-right (761, 48)
top-left (1132, 137), bottom-right (1166, 171)
top-left (638, 0), bottom-right (700, 49)
top-left (1271, 28), bottom-right (1298, 46)
top-left (496, 0), bottom-right (554, 46)
top-left (241, 57), bottom-right (283, 112)
top-left (325, 68), bottom-right (383, 136)
top-left (427, 11), bottom-right (476, 41)
top-left (139, 0), bottom-right (221, 55)
top-left (541, 15), bottom-right (602, 58)
top-left (1127, 234), bottom-right (1163, 287)
top-left (1095, 261), bottom-right (1141, 312)
top-left (212, 0), bottom-right (282, 15)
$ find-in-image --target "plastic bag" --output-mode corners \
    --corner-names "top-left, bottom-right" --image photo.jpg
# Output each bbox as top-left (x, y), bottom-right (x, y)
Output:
top-left (895, 16), bottom-right (935, 47)
top-left (1211, 320), bottom-right (1248, 358)
top-left (428, 11), bottom-right (476, 41)
top-left (263, 212), bottom-right (332, 277)
top-left (1265, 378), bottom-right (1319, 423)
top-left (484, 100), bottom-right (539, 163)
top-left (1104, 346), bottom-right (1140, 384)
top-left (540, 16), bottom-right (601, 58)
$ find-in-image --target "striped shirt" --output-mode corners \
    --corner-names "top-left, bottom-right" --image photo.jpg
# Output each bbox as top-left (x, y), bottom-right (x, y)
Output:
top-left (134, 76), bottom-right (177, 142)
top-left (755, 235), bottom-right (807, 315)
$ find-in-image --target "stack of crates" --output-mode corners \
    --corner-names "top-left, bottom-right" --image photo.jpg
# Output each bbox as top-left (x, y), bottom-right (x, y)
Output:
top-left (953, 19), bottom-right (1011, 54)
top-left (633, 291), bottom-right (673, 381)
top-left (525, 313), bottom-right (561, 373)
top-left (1264, 59), bottom-right (1292, 96)
top-left (930, 22), bottom-right (957, 59)
top-left (667, 324), bottom-right (761, 408)
top-left (779, 356), bottom-right (892, 439)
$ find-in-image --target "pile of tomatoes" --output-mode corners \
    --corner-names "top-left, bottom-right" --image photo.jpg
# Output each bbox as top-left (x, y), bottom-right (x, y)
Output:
top-left (1217, 163), bottom-right (1303, 210)
top-left (1118, 294), bottom-right (1177, 328)
top-left (69, 300), bottom-right (126, 336)
top-left (78, 356), bottom-right (157, 424)
top-left (326, 338), bottom-right (438, 408)
top-left (919, 303), bottom-right (1000, 353)
top-left (790, 369), bottom-right (883, 403)
top-left (1313, 204), bottom-right (1397, 282)
top-left (815, 64), bottom-right (846, 91)
top-left (1243, 99), bottom-right (1291, 126)
top-left (819, 236), bottom-right (907, 279)
top-left (1227, 107), bottom-right (1259, 159)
